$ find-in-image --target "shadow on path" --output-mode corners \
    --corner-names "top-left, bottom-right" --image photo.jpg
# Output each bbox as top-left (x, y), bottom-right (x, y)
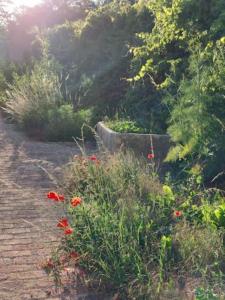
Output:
top-left (0, 116), bottom-right (99, 300)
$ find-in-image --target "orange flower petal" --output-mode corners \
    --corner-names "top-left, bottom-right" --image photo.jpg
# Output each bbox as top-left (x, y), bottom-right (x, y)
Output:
top-left (71, 197), bottom-right (82, 207)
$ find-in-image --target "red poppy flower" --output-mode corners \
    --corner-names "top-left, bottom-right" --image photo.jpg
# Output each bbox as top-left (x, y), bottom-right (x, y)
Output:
top-left (174, 210), bottom-right (182, 218)
top-left (57, 218), bottom-right (69, 228)
top-left (58, 195), bottom-right (65, 201)
top-left (64, 228), bottom-right (73, 235)
top-left (70, 252), bottom-right (79, 259)
top-left (47, 191), bottom-right (59, 200)
top-left (147, 153), bottom-right (155, 159)
top-left (71, 197), bottom-right (82, 207)
top-left (41, 258), bottom-right (54, 270)
top-left (47, 191), bottom-right (64, 201)
top-left (46, 259), bottom-right (54, 268)
top-left (89, 155), bottom-right (97, 161)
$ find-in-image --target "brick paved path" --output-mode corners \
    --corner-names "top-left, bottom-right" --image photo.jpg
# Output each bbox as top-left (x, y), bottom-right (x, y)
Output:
top-left (0, 116), bottom-right (95, 300)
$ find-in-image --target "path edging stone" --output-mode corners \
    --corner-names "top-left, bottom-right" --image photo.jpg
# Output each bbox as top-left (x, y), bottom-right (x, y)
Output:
top-left (96, 121), bottom-right (170, 163)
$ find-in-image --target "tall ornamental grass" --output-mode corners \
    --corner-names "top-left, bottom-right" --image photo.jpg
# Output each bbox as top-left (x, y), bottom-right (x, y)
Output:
top-left (4, 60), bottom-right (93, 140)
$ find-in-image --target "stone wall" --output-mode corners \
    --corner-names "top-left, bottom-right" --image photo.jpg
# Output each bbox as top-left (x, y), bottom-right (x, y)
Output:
top-left (96, 122), bottom-right (170, 163)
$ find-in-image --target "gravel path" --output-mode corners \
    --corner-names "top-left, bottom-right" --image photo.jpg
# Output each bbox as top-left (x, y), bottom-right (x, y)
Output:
top-left (0, 116), bottom-right (96, 300)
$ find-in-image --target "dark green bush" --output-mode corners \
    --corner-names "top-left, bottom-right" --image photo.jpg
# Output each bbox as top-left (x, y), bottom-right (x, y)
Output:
top-left (47, 2), bottom-right (154, 118)
top-left (45, 105), bottom-right (93, 141)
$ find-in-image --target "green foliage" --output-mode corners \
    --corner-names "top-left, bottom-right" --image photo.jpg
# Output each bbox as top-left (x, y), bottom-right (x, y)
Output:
top-left (5, 58), bottom-right (62, 128)
top-left (121, 81), bottom-right (168, 133)
top-left (128, 0), bottom-right (225, 181)
top-left (167, 38), bottom-right (225, 180)
top-left (195, 287), bottom-right (220, 300)
top-left (0, 61), bottom-right (23, 105)
top-left (4, 0), bottom-right (225, 297)
top-left (52, 151), bottom-right (225, 298)
top-left (47, 2), bottom-right (153, 119)
top-left (45, 105), bottom-right (93, 141)
top-left (132, 0), bottom-right (225, 87)
top-left (4, 59), bottom-right (93, 140)
top-left (105, 119), bottom-right (146, 133)
top-left (173, 224), bottom-right (225, 278)
top-left (61, 153), bottom-right (174, 298)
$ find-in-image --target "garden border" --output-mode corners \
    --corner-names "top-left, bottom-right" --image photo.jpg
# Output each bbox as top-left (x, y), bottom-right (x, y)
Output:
top-left (96, 122), bottom-right (170, 163)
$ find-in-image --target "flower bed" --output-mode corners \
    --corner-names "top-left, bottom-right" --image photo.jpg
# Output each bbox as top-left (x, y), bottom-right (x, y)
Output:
top-left (43, 152), bottom-right (225, 299)
top-left (97, 122), bottom-right (170, 164)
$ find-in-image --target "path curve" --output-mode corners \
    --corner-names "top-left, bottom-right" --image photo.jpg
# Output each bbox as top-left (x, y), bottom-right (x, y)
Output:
top-left (0, 116), bottom-right (95, 300)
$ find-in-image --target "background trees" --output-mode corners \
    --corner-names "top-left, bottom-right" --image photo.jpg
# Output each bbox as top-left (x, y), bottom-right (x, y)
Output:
top-left (0, 0), bottom-right (225, 181)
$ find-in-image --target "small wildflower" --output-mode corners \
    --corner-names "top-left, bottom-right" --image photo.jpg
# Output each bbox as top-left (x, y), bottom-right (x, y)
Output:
top-left (71, 197), bottom-right (82, 207)
top-left (41, 258), bottom-right (54, 274)
top-left (47, 191), bottom-right (58, 200)
top-left (47, 191), bottom-right (64, 201)
top-left (89, 155), bottom-right (97, 161)
top-left (147, 153), bottom-right (155, 159)
top-left (70, 251), bottom-right (79, 259)
top-left (57, 218), bottom-right (69, 228)
top-left (174, 210), bottom-right (182, 218)
top-left (58, 195), bottom-right (64, 201)
top-left (64, 228), bottom-right (74, 235)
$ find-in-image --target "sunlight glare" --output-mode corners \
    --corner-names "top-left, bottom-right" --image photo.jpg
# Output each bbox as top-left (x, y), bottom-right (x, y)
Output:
top-left (10, 0), bottom-right (43, 9)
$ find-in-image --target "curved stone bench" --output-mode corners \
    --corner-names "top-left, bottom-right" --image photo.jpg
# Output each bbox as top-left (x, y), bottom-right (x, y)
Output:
top-left (96, 122), bottom-right (170, 163)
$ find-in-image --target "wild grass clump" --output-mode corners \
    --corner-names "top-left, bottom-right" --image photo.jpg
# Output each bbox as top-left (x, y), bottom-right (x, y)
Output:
top-left (56, 151), bottom-right (225, 298)
top-left (3, 60), bottom-right (93, 140)
top-left (5, 60), bottom-right (62, 129)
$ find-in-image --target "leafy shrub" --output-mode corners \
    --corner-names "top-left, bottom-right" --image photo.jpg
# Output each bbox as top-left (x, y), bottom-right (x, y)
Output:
top-left (47, 3), bottom-right (153, 118)
top-left (45, 105), bottom-right (93, 141)
top-left (122, 82), bottom-right (168, 134)
top-left (105, 119), bottom-right (146, 133)
top-left (130, 0), bottom-right (225, 182)
top-left (167, 38), bottom-right (225, 181)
